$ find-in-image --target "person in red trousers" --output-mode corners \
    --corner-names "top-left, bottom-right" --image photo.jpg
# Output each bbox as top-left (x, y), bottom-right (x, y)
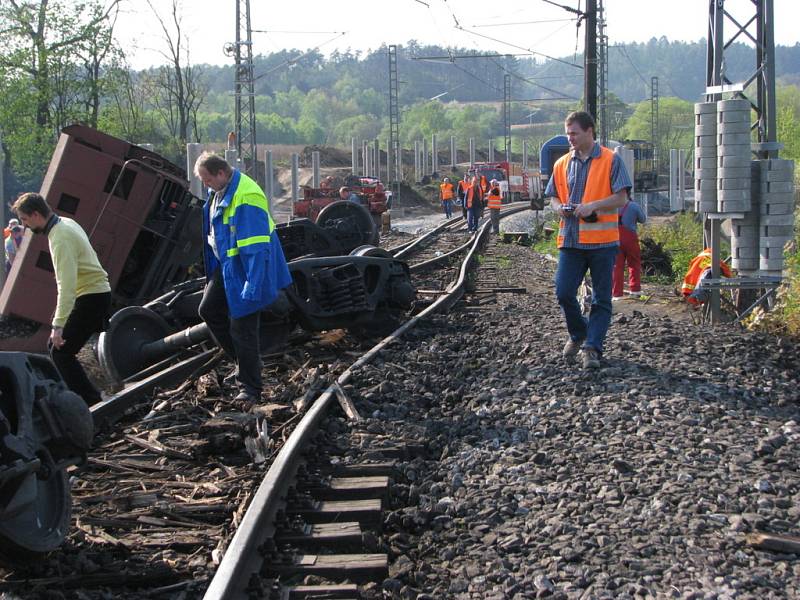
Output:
top-left (612, 193), bottom-right (646, 300)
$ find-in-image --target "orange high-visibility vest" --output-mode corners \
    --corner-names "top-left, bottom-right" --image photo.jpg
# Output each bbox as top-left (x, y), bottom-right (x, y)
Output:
top-left (487, 186), bottom-right (502, 209)
top-left (553, 147), bottom-right (619, 247)
top-left (466, 178), bottom-right (481, 209)
top-left (440, 182), bottom-right (454, 200)
top-left (681, 249), bottom-right (732, 304)
top-left (480, 175), bottom-right (488, 194)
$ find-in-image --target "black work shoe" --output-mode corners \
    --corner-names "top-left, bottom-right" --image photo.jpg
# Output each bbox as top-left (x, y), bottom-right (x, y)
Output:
top-left (562, 338), bottom-right (585, 359)
top-left (581, 348), bottom-right (601, 369)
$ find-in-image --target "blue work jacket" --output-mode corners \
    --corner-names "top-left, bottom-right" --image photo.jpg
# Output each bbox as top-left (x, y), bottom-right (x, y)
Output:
top-left (202, 170), bottom-right (292, 318)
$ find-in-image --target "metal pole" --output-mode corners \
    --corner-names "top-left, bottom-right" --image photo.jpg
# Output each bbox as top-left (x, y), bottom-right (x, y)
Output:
top-left (362, 140), bottom-right (369, 177)
top-left (489, 140), bottom-right (494, 163)
top-left (291, 153), bottom-right (299, 203)
top-left (584, 0), bottom-right (598, 120)
top-left (186, 143), bottom-right (204, 200)
top-left (469, 138), bottom-right (475, 165)
top-left (351, 138), bottom-right (357, 175)
top-left (450, 136), bottom-right (456, 168)
top-left (311, 150), bottom-right (320, 188)
top-left (265, 150), bottom-right (274, 201)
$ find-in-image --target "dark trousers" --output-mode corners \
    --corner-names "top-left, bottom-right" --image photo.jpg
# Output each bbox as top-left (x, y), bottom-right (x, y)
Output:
top-left (50, 292), bottom-right (111, 406)
top-left (198, 270), bottom-right (262, 395)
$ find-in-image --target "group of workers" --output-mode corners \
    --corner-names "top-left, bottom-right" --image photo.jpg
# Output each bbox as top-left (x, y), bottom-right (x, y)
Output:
top-left (439, 173), bottom-right (503, 233)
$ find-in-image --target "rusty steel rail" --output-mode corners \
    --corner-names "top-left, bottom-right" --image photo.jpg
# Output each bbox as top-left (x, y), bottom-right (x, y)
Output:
top-left (202, 211), bottom-right (499, 599)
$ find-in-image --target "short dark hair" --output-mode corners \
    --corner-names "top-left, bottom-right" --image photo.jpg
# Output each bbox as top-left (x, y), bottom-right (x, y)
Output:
top-left (194, 152), bottom-right (232, 178)
top-left (12, 192), bottom-right (51, 218)
top-left (565, 111), bottom-right (596, 139)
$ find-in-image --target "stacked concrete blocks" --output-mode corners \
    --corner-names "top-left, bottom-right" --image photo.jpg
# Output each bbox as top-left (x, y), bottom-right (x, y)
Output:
top-left (730, 161), bottom-right (763, 273)
top-left (693, 101), bottom-right (717, 213)
top-left (716, 99), bottom-right (752, 213)
top-left (758, 159), bottom-right (796, 275)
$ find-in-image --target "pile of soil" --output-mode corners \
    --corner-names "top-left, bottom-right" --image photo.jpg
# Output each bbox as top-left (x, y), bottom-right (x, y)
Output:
top-left (301, 145), bottom-right (351, 168)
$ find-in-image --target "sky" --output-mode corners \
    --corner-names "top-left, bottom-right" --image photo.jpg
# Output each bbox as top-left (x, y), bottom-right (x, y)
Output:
top-left (114, 0), bottom-right (799, 70)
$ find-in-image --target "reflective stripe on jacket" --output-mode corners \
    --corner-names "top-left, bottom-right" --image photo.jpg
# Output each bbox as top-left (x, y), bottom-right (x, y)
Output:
top-left (202, 170), bottom-right (293, 319)
top-left (487, 186), bottom-right (502, 209)
top-left (553, 147), bottom-right (619, 247)
top-left (440, 182), bottom-right (454, 200)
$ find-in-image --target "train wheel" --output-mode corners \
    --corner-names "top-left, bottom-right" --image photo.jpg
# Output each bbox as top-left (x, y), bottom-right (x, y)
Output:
top-left (98, 306), bottom-right (172, 385)
top-left (316, 200), bottom-right (379, 250)
top-left (0, 470), bottom-right (71, 560)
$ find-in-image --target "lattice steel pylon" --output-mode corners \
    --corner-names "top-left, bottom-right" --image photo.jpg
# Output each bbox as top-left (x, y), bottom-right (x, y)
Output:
top-left (503, 74), bottom-right (511, 162)
top-left (233, 0), bottom-right (257, 179)
top-left (388, 45), bottom-right (400, 201)
top-left (706, 0), bottom-right (778, 158)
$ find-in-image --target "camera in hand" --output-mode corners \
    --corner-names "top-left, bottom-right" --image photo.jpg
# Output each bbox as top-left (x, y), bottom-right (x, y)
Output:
top-left (562, 204), bottom-right (575, 213)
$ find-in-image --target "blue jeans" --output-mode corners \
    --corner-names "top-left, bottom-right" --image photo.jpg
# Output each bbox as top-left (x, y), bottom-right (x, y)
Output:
top-left (555, 246), bottom-right (618, 354)
top-left (467, 205), bottom-right (480, 231)
top-left (442, 200), bottom-right (453, 218)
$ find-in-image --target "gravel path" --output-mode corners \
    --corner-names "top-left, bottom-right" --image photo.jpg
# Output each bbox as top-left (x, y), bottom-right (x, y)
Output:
top-left (339, 238), bottom-right (800, 599)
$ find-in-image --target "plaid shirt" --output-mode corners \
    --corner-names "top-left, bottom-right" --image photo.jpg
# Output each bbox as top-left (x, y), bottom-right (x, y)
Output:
top-left (545, 143), bottom-right (632, 249)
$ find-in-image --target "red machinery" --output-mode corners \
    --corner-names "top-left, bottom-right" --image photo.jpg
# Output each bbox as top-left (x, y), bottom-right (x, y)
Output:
top-left (294, 175), bottom-right (388, 223)
top-left (467, 161), bottom-right (541, 206)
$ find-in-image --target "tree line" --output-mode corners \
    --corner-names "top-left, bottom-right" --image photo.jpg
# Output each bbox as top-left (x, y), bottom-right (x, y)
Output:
top-left (1, 1), bottom-right (799, 195)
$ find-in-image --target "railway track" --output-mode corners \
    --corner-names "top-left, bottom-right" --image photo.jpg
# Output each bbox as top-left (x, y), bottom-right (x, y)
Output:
top-left (0, 207), bottom-right (529, 599)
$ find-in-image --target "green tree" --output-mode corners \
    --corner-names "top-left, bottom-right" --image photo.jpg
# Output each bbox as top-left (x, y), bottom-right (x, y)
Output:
top-left (619, 96), bottom-right (694, 171)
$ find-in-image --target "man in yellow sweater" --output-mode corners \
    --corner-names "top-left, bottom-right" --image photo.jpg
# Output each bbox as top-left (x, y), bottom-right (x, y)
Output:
top-left (13, 192), bottom-right (111, 406)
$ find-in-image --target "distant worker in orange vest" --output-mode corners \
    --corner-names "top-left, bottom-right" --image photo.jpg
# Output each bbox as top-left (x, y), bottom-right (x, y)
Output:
top-left (439, 177), bottom-right (455, 219)
top-left (680, 248), bottom-right (732, 306)
top-left (466, 175), bottom-right (482, 232)
top-left (545, 110), bottom-right (632, 369)
top-left (478, 174), bottom-right (488, 218)
top-left (486, 179), bottom-right (503, 233)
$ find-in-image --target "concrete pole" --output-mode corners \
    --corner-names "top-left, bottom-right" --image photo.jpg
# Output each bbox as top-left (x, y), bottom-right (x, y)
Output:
top-left (616, 147), bottom-right (639, 211)
top-left (351, 138), bottom-right (358, 175)
top-left (450, 136), bottom-right (456, 168)
top-left (265, 151), bottom-right (274, 201)
top-left (291, 153), bottom-right (299, 203)
top-left (669, 149), bottom-right (679, 212)
top-left (312, 150), bottom-right (320, 188)
top-left (431, 134), bottom-right (438, 176)
top-left (362, 140), bottom-right (369, 177)
top-left (469, 138), bottom-right (475, 165)
top-left (422, 138), bottom-right (428, 177)
top-left (678, 149), bottom-right (685, 211)
top-left (414, 140), bottom-right (421, 183)
top-left (489, 140), bottom-right (495, 162)
top-left (186, 143), bottom-right (204, 200)
top-left (522, 140), bottom-right (529, 171)
top-left (224, 149), bottom-right (239, 169)
top-left (373, 139), bottom-right (380, 180)
top-left (395, 141), bottom-right (402, 183)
